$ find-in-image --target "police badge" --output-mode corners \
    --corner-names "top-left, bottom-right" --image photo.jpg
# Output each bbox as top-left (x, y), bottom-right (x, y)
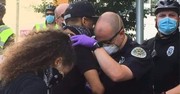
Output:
top-left (166, 46), bottom-right (174, 56)
top-left (131, 47), bottom-right (147, 58)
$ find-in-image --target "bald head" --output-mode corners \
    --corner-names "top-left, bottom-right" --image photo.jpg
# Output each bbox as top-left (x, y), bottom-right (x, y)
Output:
top-left (55, 3), bottom-right (69, 18)
top-left (55, 3), bottom-right (69, 28)
top-left (98, 12), bottom-right (124, 33)
top-left (95, 12), bottom-right (124, 41)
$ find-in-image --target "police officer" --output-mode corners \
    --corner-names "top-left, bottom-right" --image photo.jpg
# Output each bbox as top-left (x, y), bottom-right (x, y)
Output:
top-left (33, 4), bottom-right (59, 32)
top-left (142, 0), bottom-right (180, 93)
top-left (54, 3), bottom-right (69, 29)
top-left (71, 12), bottom-right (153, 94)
top-left (0, 3), bottom-right (14, 54)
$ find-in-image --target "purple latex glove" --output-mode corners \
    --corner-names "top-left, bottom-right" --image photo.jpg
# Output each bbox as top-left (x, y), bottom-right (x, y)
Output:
top-left (70, 35), bottom-right (97, 48)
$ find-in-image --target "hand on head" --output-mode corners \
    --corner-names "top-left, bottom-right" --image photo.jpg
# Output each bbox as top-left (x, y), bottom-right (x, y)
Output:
top-left (70, 35), bottom-right (97, 47)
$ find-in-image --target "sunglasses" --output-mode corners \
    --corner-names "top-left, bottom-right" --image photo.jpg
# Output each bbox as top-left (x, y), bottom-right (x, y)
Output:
top-left (100, 27), bottom-right (123, 44)
top-left (46, 13), bottom-right (54, 15)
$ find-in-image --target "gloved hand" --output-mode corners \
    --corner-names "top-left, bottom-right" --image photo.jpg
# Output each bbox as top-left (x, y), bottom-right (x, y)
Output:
top-left (70, 35), bottom-right (97, 48)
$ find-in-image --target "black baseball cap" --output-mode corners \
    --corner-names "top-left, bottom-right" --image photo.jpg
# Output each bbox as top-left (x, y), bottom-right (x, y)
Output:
top-left (63, 1), bottom-right (98, 20)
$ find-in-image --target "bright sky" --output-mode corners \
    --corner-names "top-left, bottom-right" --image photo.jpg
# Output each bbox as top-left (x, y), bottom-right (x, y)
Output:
top-left (4, 0), bottom-right (45, 30)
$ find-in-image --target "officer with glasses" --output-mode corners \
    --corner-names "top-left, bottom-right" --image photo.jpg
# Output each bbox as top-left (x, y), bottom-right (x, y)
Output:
top-left (54, 3), bottom-right (69, 29)
top-left (70, 12), bottom-right (153, 94)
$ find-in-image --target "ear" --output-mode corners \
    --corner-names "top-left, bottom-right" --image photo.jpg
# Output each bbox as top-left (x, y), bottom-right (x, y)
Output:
top-left (119, 29), bottom-right (125, 35)
top-left (155, 18), bottom-right (157, 22)
top-left (54, 57), bottom-right (63, 66)
top-left (155, 17), bottom-right (158, 28)
top-left (81, 17), bottom-right (86, 25)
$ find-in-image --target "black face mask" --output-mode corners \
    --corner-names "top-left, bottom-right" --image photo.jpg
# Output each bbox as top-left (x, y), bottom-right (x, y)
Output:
top-left (88, 27), bottom-right (95, 36)
top-left (63, 25), bottom-right (94, 37)
top-left (43, 67), bottom-right (63, 88)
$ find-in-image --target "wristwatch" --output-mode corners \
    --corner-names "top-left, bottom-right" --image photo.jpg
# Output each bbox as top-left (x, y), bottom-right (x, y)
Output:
top-left (92, 42), bottom-right (102, 51)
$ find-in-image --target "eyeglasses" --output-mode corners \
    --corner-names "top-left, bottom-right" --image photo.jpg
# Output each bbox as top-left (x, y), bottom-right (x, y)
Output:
top-left (100, 27), bottom-right (123, 44)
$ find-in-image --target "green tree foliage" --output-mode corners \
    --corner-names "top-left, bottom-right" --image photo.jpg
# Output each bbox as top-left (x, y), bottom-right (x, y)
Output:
top-left (69, 0), bottom-right (150, 32)
top-left (33, 0), bottom-right (150, 38)
top-left (31, 0), bottom-right (53, 15)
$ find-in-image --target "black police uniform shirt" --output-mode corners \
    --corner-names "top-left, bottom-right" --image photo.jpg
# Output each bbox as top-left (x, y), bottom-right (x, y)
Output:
top-left (52, 26), bottom-right (99, 94)
top-left (100, 36), bottom-right (153, 94)
top-left (143, 30), bottom-right (180, 93)
top-left (0, 72), bottom-right (47, 94)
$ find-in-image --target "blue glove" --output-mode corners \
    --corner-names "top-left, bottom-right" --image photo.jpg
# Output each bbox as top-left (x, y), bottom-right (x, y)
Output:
top-left (70, 35), bottom-right (97, 48)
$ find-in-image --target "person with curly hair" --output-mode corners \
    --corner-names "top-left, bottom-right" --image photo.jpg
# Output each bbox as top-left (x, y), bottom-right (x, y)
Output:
top-left (0, 29), bottom-right (75, 94)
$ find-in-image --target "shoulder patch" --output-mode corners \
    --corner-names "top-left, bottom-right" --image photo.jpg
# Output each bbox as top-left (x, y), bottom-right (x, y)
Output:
top-left (131, 47), bottom-right (147, 58)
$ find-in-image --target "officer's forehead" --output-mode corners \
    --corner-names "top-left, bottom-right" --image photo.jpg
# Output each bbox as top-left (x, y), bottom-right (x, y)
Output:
top-left (156, 10), bottom-right (178, 16)
top-left (46, 10), bottom-right (54, 13)
top-left (95, 21), bottom-right (113, 41)
top-left (95, 20), bottom-right (111, 32)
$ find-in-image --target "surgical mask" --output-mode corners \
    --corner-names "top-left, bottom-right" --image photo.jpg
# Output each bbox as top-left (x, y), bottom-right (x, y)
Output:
top-left (46, 15), bottom-right (55, 24)
top-left (158, 17), bottom-right (177, 35)
top-left (103, 44), bottom-right (119, 55)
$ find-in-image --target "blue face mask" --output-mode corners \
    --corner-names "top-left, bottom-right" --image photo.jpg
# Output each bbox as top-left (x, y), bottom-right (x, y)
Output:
top-left (158, 17), bottom-right (178, 35)
top-left (46, 15), bottom-right (55, 24)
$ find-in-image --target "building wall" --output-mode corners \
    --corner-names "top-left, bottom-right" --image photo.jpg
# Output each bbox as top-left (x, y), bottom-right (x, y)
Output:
top-left (3, 0), bottom-right (157, 40)
top-left (3, 0), bottom-right (53, 38)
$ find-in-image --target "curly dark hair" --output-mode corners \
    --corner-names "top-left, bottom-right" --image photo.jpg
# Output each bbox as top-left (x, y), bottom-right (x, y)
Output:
top-left (0, 29), bottom-right (75, 86)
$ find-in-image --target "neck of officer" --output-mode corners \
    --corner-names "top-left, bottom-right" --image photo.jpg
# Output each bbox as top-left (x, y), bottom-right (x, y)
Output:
top-left (119, 34), bottom-right (127, 50)
top-left (158, 28), bottom-right (178, 39)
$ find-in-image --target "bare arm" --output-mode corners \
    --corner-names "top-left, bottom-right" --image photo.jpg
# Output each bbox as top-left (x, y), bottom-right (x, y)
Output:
top-left (84, 69), bottom-right (104, 94)
top-left (165, 84), bottom-right (180, 94)
top-left (94, 48), bottom-right (133, 82)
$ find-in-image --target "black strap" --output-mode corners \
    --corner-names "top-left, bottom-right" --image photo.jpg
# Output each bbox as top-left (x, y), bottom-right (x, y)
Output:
top-left (178, 32), bottom-right (180, 84)
top-left (143, 37), bottom-right (155, 54)
top-left (143, 38), bottom-right (156, 94)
